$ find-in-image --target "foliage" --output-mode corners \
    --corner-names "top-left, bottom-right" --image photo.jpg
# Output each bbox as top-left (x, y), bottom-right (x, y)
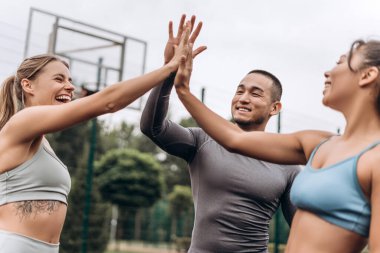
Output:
top-left (269, 210), bottom-right (290, 244)
top-left (95, 148), bottom-right (164, 209)
top-left (178, 117), bottom-right (198, 128)
top-left (168, 185), bottom-right (193, 218)
top-left (98, 121), bottom-right (135, 151)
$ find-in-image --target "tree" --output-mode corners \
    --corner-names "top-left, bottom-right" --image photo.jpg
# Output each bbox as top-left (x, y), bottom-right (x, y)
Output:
top-left (179, 117), bottom-right (198, 128)
top-left (168, 185), bottom-right (193, 237)
top-left (98, 121), bottom-right (135, 151)
top-left (95, 148), bottom-right (164, 240)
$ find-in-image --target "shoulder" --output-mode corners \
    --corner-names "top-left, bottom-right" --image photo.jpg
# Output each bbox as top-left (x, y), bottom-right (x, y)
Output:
top-left (295, 130), bottom-right (335, 160)
top-left (295, 130), bottom-right (334, 144)
top-left (364, 145), bottom-right (380, 177)
top-left (0, 108), bottom-right (40, 143)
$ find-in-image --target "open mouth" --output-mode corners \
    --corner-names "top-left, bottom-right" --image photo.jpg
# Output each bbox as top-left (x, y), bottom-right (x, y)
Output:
top-left (323, 82), bottom-right (331, 95)
top-left (55, 95), bottom-right (72, 103)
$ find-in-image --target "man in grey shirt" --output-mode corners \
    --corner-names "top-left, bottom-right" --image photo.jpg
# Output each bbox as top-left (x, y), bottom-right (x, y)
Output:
top-left (140, 16), bottom-right (300, 253)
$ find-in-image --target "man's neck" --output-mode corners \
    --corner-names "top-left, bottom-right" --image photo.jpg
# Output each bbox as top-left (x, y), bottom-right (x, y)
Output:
top-left (237, 123), bottom-right (266, 132)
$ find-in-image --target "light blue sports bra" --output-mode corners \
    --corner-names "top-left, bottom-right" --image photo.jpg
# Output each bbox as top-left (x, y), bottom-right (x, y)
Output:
top-left (290, 139), bottom-right (378, 237)
top-left (0, 141), bottom-right (71, 205)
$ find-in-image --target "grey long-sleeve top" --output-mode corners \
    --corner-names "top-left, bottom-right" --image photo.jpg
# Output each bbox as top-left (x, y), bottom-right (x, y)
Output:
top-left (140, 75), bottom-right (301, 253)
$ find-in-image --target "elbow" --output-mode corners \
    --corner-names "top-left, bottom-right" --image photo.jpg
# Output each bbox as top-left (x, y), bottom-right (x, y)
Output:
top-left (140, 120), bottom-right (149, 136)
top-left (105, 102), bottom-right (119, 113)
top-left (139, 113), bottom-right (153, 137)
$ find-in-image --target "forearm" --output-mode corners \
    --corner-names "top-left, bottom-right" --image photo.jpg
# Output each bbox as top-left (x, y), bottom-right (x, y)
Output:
top-left (176, 89), bottom-right (242, 150)
top-left (140, 74), bottom-right (197, 161)
top-left (97, 64), bottom-right (177, 114)
top-left (140, 73), bottom-right (176, 137)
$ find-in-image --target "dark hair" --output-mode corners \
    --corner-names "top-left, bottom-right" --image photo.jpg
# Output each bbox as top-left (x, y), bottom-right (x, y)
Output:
top-left (0, 54), bottom-right (69, 129)
top-left (347, 39), bottom-right (380, 113)
top-left (247, 69), bottom-right (282, 102)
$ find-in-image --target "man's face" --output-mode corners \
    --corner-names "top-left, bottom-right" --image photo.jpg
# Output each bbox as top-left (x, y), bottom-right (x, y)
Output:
top-left (231, 73), bottom-right (276, 127)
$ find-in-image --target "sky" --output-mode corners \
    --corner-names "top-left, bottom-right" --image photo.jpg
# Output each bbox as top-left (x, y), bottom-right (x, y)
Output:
top-left (1, 0), bottom-right (380, 134)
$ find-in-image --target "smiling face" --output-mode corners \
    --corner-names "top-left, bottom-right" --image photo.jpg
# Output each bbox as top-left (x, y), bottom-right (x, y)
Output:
top-left (231, 72), bottom-right (280, 131)
top-left (22, 60), bottom-right (75, 106)
top-left (323, 50), bottom-right (364, 111)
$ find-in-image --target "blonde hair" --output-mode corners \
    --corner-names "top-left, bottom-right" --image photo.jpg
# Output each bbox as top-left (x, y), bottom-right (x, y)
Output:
top-left (0, 54), bottom-right (69, 129)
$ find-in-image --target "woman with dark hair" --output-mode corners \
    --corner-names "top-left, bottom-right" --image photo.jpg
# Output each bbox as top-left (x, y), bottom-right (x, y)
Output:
top-left (175, 40), bottom-right (380, 252)
top-left (0, 20), bottom-right (195, 253)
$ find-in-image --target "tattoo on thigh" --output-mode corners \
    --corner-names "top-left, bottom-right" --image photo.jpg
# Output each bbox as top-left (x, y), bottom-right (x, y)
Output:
top-left (15, 200), bottom-right (60, 220)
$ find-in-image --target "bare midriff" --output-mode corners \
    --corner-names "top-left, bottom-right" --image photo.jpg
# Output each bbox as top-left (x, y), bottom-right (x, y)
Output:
top-left (0, 200), bottom-right (67, 244)
top-left (285, 209), bottom-right (368, 253)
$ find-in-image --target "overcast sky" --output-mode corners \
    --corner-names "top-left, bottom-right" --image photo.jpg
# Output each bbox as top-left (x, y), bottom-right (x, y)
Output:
top-left (1, 0), bottom-right (380, 133)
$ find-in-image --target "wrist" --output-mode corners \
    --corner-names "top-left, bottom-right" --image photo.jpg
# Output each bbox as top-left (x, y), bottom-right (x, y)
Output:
top-left (175, 85), bottom-right (190, 97)
top-left (164, 60), bottom-right (178, 73)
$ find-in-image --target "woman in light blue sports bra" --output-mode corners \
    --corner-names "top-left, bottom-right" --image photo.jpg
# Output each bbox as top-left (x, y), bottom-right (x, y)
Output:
top-left (0, 19), bottom-right (203, 253)
top-left (174, 39), bottom-right (380, 252)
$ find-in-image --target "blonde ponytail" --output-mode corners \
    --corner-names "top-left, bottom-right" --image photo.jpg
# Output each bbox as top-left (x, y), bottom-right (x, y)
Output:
top-left (0, 76), bottom-right (22, 130)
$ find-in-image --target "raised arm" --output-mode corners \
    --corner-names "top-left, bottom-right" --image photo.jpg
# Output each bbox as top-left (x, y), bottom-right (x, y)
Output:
top-left (140, 73), bottom-right (199, 161)
top-left (3, 22), bottom-right (192, 145)
top-left (174, 46), bottom-right (332, 165)
top-left (140, 15), bottom-right (207, 162)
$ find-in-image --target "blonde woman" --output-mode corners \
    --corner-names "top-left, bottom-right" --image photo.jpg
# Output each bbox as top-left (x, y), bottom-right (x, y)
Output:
top-left (0, 20), bottom-right (193, 253)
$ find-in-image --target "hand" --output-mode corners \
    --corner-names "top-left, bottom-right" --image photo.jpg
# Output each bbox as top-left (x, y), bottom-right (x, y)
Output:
top-left (164, 15), bottom-right (206, 64)
top-left (174, 43), bottom-right (194, 95)
top-left (166, 21), bottom-right (191, 71)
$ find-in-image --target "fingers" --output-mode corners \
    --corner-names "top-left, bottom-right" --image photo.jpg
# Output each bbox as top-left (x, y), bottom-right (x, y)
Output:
top-left (168, 21), bottom-right (174, 39)
top-left (189, 21), bottom-right (203, 44)
top-left (192, 46), bottom-right (207, 59)
top-left (176, 14), bottom-right (186, 38)
top-left (174, 43), bottom-right (192, 87)
top-left (190, 15), bottom-right (196, 32)
top-left (179, 21), bottom-right (191, 48)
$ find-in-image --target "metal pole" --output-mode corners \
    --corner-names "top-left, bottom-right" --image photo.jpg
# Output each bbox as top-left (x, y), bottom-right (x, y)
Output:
top-left (24, 8), bottom-right (34, 57)
top-left (274, 112), bottom-right (281, 253)
top-left (48, 17), bottom-right (59, 54)
top-left (81, 57), bottom-right (103, 253)
top-left (119, 37), bottom-right (127, 81)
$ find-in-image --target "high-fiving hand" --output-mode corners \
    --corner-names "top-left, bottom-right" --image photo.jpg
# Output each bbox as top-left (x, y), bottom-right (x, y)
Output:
top-left (174, 42), bottom-right (194, 95)
top-left (164, 14), bottom-right (207, 64)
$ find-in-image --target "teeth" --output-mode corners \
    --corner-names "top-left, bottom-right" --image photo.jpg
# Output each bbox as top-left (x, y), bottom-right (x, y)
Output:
top-left (56, 95), bottom-right (71, 102)
top-left (238, 108), bottom-right (250, 112)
